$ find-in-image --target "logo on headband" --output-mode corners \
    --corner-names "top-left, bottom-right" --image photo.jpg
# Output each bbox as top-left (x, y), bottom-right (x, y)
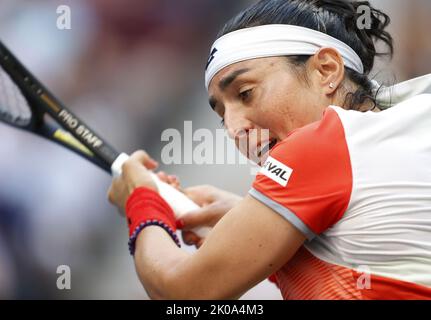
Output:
top-left (205, 48), bottom-right (218, 70)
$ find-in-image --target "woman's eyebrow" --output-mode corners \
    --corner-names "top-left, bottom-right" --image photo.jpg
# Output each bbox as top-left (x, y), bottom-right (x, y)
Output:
top-left (208, 68), bottom-right (251, 111)
top-left (219, 68), bottom-right (251, 91)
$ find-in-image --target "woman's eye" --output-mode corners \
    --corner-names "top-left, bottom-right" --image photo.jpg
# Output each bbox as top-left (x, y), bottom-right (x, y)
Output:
top-left (239, 88), bottom-right (253, 101)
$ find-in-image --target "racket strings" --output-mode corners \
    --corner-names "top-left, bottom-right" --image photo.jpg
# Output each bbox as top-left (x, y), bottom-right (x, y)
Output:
top-left (0, 66), bottom-right (32, 127)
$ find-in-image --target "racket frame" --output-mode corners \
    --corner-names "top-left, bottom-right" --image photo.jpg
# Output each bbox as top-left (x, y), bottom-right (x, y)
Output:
top-left (0, 41), bottom-right (119, 172)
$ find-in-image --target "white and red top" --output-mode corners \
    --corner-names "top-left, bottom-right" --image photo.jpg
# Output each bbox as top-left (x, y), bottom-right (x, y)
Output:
top-left (250, 94), bottom-right (431, 300)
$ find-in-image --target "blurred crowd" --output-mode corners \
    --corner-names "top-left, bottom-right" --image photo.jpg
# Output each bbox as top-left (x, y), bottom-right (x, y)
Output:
top-left (0, 0), bottom-right (430, 299)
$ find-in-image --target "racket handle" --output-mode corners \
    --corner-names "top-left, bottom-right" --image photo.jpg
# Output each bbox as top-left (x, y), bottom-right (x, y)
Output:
top-left (111, 153), bottom-right (210, 239)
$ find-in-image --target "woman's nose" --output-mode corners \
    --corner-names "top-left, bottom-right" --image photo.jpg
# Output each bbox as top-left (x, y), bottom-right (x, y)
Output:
top-left (225, 112), bottom-right (253, 140)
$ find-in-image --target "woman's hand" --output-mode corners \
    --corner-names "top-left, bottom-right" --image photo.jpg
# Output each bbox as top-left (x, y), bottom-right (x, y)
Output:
top-left (108, 150), bottom-right (160, 213)
top-left (180, 185), bottom-right (243, 248)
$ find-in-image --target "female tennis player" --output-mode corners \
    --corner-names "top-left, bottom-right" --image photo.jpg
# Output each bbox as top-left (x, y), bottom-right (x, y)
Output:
top-left (108, 0), bottom-right (431, 299)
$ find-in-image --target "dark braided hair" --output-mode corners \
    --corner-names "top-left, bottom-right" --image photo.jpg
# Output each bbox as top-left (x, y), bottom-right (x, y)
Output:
top-left (218, 0), bottom-right (394, 111)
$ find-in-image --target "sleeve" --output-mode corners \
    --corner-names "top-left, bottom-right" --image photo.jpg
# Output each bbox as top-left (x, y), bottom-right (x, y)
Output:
top-left (249, 108), bottom-right (353, 240)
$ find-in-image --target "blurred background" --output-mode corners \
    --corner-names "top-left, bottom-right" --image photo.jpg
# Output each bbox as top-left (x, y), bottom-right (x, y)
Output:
top-left (0, 0), bottom-right (429, 299)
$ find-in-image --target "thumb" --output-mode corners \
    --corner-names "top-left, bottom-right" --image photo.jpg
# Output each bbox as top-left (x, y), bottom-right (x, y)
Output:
top-left (179, 206), bottom-right (218, 230)
top-left (129, 150), bottom-right (159, 170)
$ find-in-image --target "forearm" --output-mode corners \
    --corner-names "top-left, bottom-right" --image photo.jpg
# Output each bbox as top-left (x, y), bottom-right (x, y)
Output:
top-left (134, 226), bottom-right (190, 299)
top-left (129, 191), bottom-right (304, 301)
top-left (133, 225), bottom-right (250, 300)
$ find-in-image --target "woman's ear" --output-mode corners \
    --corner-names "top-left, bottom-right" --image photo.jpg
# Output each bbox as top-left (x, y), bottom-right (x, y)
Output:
top-left (308, 47), bottom-right (345, 96)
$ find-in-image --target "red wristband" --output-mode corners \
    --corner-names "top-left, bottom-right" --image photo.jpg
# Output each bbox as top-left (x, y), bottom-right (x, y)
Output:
top-left (126, 187), bottom-right (180, 255)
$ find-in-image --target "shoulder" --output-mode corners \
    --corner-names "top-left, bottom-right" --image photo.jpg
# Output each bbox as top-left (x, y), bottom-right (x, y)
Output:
top-left (251, 107), bottom-right (353, 237)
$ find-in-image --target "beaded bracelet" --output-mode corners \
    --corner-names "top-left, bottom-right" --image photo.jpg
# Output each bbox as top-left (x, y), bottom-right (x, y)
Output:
top-left (128, 219), bottom-right (181, 255)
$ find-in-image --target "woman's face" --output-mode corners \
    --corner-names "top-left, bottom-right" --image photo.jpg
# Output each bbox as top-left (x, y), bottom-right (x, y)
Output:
top-left (208, 56), bottom-right (333, 162)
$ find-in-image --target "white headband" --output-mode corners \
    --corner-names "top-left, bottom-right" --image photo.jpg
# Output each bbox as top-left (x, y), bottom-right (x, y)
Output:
top-left (205, 24), bottom-right (364, 90)
top-left (204, 24), bottom-right (431, 108)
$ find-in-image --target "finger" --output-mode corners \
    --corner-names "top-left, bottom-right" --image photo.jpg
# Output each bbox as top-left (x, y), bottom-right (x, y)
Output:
top-left (171, 180), bottom-right (181, 189)
top-left (107, 177), bottom-right (121, 204)
top-left (130, 150), bottom-right (158, 169)
top-left (146, 161), bottom-right (158, 170)
top-left (167, 174), bottom-right (177, 184)
top-left (179, 206), bottom-right (218, 230)
top-left (183, 185), bottom-right (215, 206)
top-left (107, 178), bottom-right (126, 216)
top-left (156, 171), bottom-right (169, 183)
top-left (182, 230), bottom-right (201, 246)
top-left (168, 175), bottom-right (181, 189)
top-left (156, 172), bottom-right (182, 191)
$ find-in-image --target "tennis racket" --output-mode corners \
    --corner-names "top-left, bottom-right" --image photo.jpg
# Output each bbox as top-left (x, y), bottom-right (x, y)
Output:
top-left (0, 40), bottom-right (209, 238)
